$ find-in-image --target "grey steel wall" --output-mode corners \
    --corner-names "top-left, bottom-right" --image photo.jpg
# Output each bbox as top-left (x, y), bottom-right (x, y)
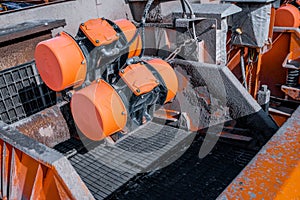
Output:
top-left (0, 0), bottom-right (132, 36)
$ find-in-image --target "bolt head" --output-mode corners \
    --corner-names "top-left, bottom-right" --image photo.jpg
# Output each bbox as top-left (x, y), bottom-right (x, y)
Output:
top-left (95, 40), bottom-right (100, 43)
top-left (235, 28), bottom-right (242, 35)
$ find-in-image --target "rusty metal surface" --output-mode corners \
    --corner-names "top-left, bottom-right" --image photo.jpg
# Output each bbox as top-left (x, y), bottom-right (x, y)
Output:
top-left (218, 106), bottom-right (300, 200)
top-left (0, 19), bottom-right (66, 70)
top-left (281, 85), bottom-right (300, 101)
top-left (0, 121), bottom-right (94, 199)
top-left (11, 102), bottom-right (71, 148)
top-left (0, 34), bottom-right (50, 70)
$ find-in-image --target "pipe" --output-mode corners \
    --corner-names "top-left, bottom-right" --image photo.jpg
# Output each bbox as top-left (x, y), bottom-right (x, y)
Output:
top-left (240, 47), bottom-right (248, 90)
top-left (183, 0), bottom-right (197, 40)
top-left (139, 0), bottom-right (155, 58)
top-left (184, 0), bottom-right (194, 15)
top-left (180, 0), bottom-right (187, 17)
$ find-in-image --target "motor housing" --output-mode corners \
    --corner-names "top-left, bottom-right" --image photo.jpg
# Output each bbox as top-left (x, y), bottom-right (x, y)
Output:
top-left (35, 18), bottom-right (178, 141)
top-left (35, 18), bottom-right (142, 91)
top-left (71, 58), bottom-right (178, 140)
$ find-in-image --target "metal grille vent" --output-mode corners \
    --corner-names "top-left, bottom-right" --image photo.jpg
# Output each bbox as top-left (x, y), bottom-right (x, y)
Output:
top-left (0, 61), bottom-right (56, 124)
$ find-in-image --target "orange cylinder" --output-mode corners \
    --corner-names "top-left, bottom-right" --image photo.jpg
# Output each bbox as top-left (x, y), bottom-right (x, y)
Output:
top-left (35, 32), bottom-right (87, 91)
top-left (147, 59), bottom-right (178, 103)
top-left (275, 4), bottom-right (300, 27)
top-left (71, 80), bottom-right (127, 141)
top-left (115, 19), bottom-right (142, 58)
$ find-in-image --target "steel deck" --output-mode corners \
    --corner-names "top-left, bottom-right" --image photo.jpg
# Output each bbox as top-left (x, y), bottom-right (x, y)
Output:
top-left (55, 122), bottom-right (192, 199)
top-left (54, 122), bottom-right (257, 200)
top-left (109, 137), bottom-right (257, 200)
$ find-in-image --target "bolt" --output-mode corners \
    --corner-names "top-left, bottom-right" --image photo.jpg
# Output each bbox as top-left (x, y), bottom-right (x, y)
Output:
top-left (66, 91), bottom-right (73, 98)
top-left (235, 28), bottom-right (242, 35)
top-left (81, 61), bottom-right (85, 65)
top-left (211, 24), bottom-right (216, 29)
top-left (120, 69), bottom-right (125, 74)
top-left (136, 89), bottom-right (140, 93)
top-left (121, 111), bottom-right (126, 115)
top-left (81, 23), bottom-right (85, 26)
top-left (155, 80), bottom-right (160, 84)
top-left (96, 79), bottom-right (101, 83)
top-left (117, 43), bottom-right (123, 48)
top-left (261, 85), bottom-right (268, 92)
top-left (95, 40), bottom-right (100, 43)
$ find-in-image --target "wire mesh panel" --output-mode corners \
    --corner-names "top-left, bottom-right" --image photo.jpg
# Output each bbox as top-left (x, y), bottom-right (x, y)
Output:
top-left (0, 61), bottom-right (56, 124)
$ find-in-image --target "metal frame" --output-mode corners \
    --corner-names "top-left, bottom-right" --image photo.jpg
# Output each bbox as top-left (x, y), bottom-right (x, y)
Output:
top-left (0, 121), bottom-right (94, 199)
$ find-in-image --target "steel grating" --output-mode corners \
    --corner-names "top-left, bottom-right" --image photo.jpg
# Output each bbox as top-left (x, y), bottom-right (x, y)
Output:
top-left (0, 61), bottom-right (56, 124)
top-left (109, 137), bottom-right (257, 200)
top-left (55, 121), bottom-right (257, 200)
top-left (55, 122), bottom-right (192, 199)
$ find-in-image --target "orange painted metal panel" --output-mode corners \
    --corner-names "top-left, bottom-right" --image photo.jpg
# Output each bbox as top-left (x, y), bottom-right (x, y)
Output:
top-left (80, 18), bottom-right (119, 47)
top-left (9, 149), bottom-right (27, 200)
top-left (30, 165), bottom-right (46, 200)
top-left (120, 63), bottom-right (159, 96)
top-left (259, 33), bottom-right (290, 98)
top-left (0, 126), bottom-right (94, 199)
top-left (21, 155), bottom-right (41, 198)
